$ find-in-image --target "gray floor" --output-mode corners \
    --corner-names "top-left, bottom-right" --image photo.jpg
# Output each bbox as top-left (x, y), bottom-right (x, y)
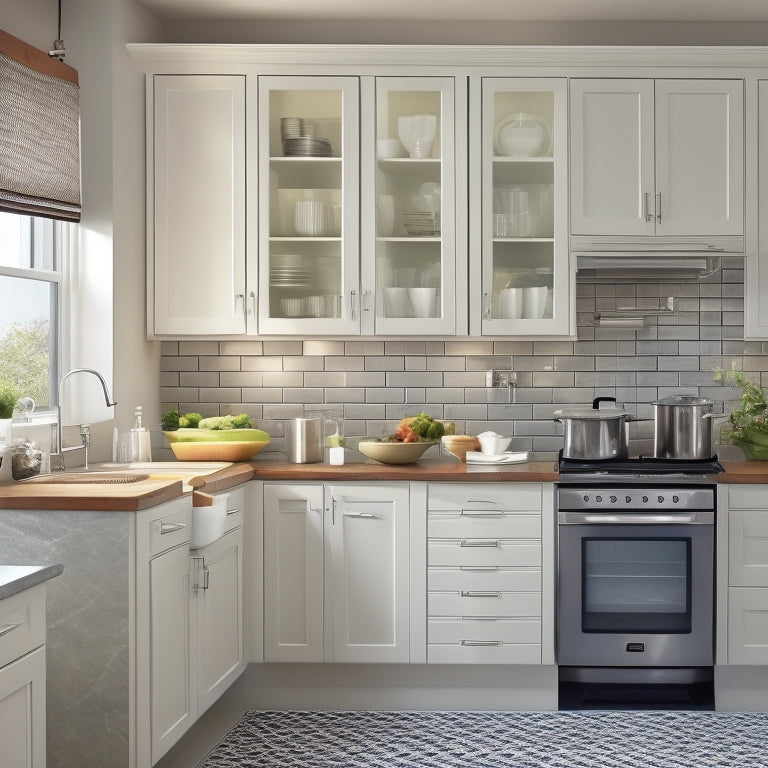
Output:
top-left (154, 673), bottom-right (253, 768)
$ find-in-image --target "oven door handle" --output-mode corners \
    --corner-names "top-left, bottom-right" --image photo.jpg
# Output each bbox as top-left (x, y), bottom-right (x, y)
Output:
top-left (559, 511), bottom-right (708, 525)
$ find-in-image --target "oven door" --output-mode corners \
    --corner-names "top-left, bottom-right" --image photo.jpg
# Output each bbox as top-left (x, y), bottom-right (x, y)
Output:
top-left (558, 514), bottom-right (714, 667)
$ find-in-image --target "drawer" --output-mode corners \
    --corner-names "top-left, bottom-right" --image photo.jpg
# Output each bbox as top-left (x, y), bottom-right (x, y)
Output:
top-left (428, 617), bottom-right (541, 645)
top-left (428, 511), bottom-right (540, 540)
top-left (728, 485), bottom-right (768, 510)
top-left (727, 587), bottom-right (768, 664)
top-left (149, 497), bottom-right (192, 557)
top-left (428, 566), bottom-right (541, 592)
top-left (428, 539), bottom-right (541, 568)
top-left (221, 485), bottom-right (245, 535)
top-left (428, 590), bottom-right (540, 618)
top-left (729, 509), bottom-right (768, 585)
top-left (428, 483), bottom-right (542, 513)
top-left (0, 583), bottom-right (46, 669)
top-left (428, 642), bottom-right (542, 665)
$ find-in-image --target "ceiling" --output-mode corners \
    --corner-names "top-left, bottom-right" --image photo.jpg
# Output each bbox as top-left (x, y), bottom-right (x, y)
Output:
top-left (134, 0), bottom-right (768, 24)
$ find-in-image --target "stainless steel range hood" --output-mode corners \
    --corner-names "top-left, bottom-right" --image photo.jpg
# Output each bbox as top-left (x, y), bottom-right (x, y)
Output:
top-left (575, 252), bottom-right (722, 282)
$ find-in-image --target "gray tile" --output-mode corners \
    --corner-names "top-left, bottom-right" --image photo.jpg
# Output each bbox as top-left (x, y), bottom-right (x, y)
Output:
top-left (533, 371), bottom-right (574, 387)
top-left (160, 372), bottom-right (179, 387)
top-left (346, 341), bottom-right (385, 355)
top-left (366, 388), bottom-right (405, 404)
top-left (426, 356), bottom-right (467, 371)
top-left (444, 372), bottom-right (488, 387)
top-left (553, 356), bottom-right (595, 372)
top-left (404, 357), bottom-right (428, 371)
top-left (161, 356), bottom-right (199, 372)
top-left (405, 388), bottom-right (427, 404)
top-left (445, 404), bottom-right (488, 419)
top-left (343, 404), bottom-right (386, 420)
top-left (511, 356), bottom-right (554, 372)
top-left (385, 341), bottom-right (427, 355)
top-left (263, 341), bottom-right (303, 355)
top-left (636, 372), bottom-right (679, 386)
top-left (262, 372), bottom-right (304, 387)
top-left (425, 387), bottom-right (465, 403)
top-left (283, 356), bottom-right (324, 371)
top-left (243, 387), bottom-right (283, 403)
top-left (200, 356), bottom-right (241, 372)
top-left (219, 371), bottom-right (263, 387)
top-left (324, 388), bottom-right (366, 403)
top-left (199, 388), bottom-right (241, 403)
top-left (242, 356), bottom-right (283, 371)
top-left (220, 341), bottom-right (263, 355)
top-left (160, 386), bottom-right (199, 402)
top-left (552, 387), bottom-right (595, 403)
top-left (387, 371), bottom-right (443, 387)
top-left (324, 356), bottom-right (365, 371)
top-left (493, 341), bottom-right (534, 355)
top-left (304, 340), bottom-right (344, 356)
top-left (283, 388), bottom-right (324, 403)
top-left (160, 341), bottom-right (179, 355)
top-left (657, 356), bottom-right (700, 371)
top-left (445, 341), bottom-right (494, 355)
top-left (366, 356), bottom-right (404, 371)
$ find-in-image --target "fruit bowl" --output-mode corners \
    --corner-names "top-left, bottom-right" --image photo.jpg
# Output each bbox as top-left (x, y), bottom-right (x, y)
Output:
top-left (163, 428), bottom-right (270, 462)
top-left (356, 439), bottom-right (438, 465)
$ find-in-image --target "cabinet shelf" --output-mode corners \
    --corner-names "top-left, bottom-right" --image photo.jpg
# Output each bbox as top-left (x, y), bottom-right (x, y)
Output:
top-left (377, 236), bottom-right (441, 243)
top-left (270, 156), bottom-right (342, 164)
top-left (270, 236), bottom-right (342, 242)
top-left (493, 237), bottom-right (554, 243)
top-left (493, 156), bottom-right (553, 163)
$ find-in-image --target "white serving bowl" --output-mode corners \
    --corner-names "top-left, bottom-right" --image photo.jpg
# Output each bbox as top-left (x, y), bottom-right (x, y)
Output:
top-left (357, 440), bottom-right (437, 465)
top-left (477, 432), bottom-right (512, 455)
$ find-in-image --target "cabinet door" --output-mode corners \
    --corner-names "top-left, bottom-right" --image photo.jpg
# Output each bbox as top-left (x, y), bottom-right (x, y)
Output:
top-left (364, 76), bottom-right (464, 335)
top-left (195, 527), bottom-right (244, 715)
top-left (150, 542), bottom-right (195, 764)
top-left (257, 76), bottom-right (360, 334)
top-left (477, 78), bottom-right (571, 336)
top-left (153, 75), bottom-right (246, 335)
top-left (570, 79), bottom-right (655, 237)
top-left (655, 80), bottom-right (743, 237)
top-left (325, 484), bottom-right (411, 663)
top-left (728, 587), bottom-right (768, 664)
top-left (729, 508), bottom-right (768, 587)
top-left (263, 484), bottom-right (325, 662)
top-left (0, 646), bottom-right (45, 768)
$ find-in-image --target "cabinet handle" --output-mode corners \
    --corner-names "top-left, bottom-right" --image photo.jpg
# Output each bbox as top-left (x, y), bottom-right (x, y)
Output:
top-left (655, 192), bottom-right (662, 223)
top-left (460, 510), bottom-right (503, 517)
top-left (0, 622), bottom-right (21, 638)
top-left (460, 640), bottom-right (502, 647)
top-left (202, 565), bottom-right (210, 590)
top-left (643, 192), bottom-right (653, 222)
top-left (349, 290), bottom-right (358, 321)
top-left (247, 291), bottom-right (256, 316)
top-left (343, 512), bottom-right (377, 519)
top-left (160, 521), bottom-right (186, 534)
top-left (226, 507), bottom-right (241, 516)
top-left (460, 566), bottom-right (500, 572)
top-left (460, 591), bottom-right (501, 598)
top-left (460, 539), bottom-right (499, 548)
top-left (483, 292), bottom-right (492, 319)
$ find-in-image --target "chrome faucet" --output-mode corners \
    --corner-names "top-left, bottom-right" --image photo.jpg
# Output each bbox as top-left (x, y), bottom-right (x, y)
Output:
top-left (53, 368), bottom-right (117, 469)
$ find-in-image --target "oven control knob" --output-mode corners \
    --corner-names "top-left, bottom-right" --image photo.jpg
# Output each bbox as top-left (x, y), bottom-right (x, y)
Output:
top-left (595, 495), bottom-right (602, 503)
top-left (610, 495), bottom-right (617, 503)
top-left (583, 495), bottom-right (589, 503)
top-left (673, 495), bottom-right (680, 503)
top-left (625, 496), bottom-right (631, 503)
top-left (642, 495), bottom-right (648, 503)
top-left (658, 495), bottom-right (665, 504)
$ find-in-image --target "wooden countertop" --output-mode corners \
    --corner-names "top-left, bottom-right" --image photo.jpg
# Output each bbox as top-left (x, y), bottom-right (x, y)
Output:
top-left (2, 458), bottom-right (768, 511)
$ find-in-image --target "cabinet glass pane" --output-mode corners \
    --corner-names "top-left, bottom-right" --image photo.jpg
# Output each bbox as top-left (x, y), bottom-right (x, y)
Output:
top-left (267, 89), bottom-right (344, 320)
top-left (489, 90), bottom-right (555, 322)
top-left (375, 87), bottom-right (443, 321)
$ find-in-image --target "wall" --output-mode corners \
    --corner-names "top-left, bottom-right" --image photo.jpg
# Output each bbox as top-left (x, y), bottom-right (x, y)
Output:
top-left (158, 257), bottom-right (758, 460)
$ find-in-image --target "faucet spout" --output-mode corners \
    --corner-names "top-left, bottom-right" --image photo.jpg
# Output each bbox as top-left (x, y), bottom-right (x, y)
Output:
top-left (56, 368), bottom-right (117, 457)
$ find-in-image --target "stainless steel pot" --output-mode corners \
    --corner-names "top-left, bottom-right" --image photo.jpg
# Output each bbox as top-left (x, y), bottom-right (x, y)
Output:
top-left (285, 417), bottom-right (323, 463)
top-left (653, 395), bottom-right (715, 460)
top-left (554, 397), bottom-right (631, 460)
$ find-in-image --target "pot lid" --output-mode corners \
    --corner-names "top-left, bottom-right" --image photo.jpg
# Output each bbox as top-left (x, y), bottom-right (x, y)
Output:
top-left (653, 395), bottom-right (712, 407)
top-left (553, 406), bottom-right (629, 420)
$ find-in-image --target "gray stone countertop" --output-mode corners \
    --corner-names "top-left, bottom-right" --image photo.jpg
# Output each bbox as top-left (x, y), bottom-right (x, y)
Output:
top-left (0, 563), bottom-right (64, 601)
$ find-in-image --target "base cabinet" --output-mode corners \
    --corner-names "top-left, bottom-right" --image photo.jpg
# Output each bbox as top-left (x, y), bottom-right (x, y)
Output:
top-left (263, 482), bottom-right (413, 663)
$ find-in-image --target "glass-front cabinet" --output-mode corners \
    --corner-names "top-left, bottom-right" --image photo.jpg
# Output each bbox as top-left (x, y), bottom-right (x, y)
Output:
top-left (473, 78), bottom-right (570, 336)
top-left (361, 77), bottom-right (465, 335)
top-left (257, 76), bottom-right (360, 334)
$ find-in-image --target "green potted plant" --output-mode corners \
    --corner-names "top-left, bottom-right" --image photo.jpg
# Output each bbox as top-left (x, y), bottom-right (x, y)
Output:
top-left (0, 382), bottom-right (20, 443)
top-left (714, 364), bottom-right (768, 460)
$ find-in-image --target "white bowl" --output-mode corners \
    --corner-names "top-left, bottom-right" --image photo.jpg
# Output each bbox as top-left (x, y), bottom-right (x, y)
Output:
top-left (477, 433), bottom-right (512, 455)
top-left (377, 138), bottom-right (406, 159)
top-left (357, 440), bottom-right (437, 465)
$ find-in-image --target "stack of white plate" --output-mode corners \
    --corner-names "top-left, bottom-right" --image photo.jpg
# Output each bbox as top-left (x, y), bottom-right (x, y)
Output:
top-left (280, 117), bottom-right (303, 142)
top-left (402, 211), bottom-right (440, 236)
top-left (283, 137), bottom-right (333, 157)
top-left (270, 266), bottom-right (312, 286)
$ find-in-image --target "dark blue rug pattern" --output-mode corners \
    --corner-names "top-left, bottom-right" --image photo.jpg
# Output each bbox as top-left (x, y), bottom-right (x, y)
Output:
top-left (198, 710), bottom-right (768, 767)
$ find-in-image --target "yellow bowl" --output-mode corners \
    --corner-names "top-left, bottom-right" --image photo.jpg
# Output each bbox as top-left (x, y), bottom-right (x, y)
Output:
top-left (169, 440), bottom-right (269, 462)
top-left (357, 440), bottom-right (437, 465)
top-left (164, 428), bottom-right (269, 444)
top-left (441, 435), bottom-right (481, 463)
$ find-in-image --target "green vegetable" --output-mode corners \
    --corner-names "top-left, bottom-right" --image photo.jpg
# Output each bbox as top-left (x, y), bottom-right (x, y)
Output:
top-left (178, 412), bottom-right (202, 428)
top-left (198, 413), bottom-right (252, 430)
top-left (160, 410), bottom-right (180, 431)
top-left (714, 364), bottom-right (768, 459)
top-left (408, 413), bottom-right (445, 441)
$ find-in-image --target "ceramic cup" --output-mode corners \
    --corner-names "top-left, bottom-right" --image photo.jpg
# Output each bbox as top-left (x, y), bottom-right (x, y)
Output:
top-left (294, 200), bottom-right (326, 237)
top-left (397, 114), bottom-right (437, 159)
top-left (376, 138), bottom-right (406, 159)
top-left (499, 287), bottom-right (524, 319)
top-left (408, 287), bottom-right (437, 318)
top-left (523, 285), bottom-right (548, 319)
top-left (383, 287), bottom-right (411, 318)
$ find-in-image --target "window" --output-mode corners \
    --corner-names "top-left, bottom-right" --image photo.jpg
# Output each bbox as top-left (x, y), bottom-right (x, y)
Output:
top-left (0, 211), bottom-right (61, 411)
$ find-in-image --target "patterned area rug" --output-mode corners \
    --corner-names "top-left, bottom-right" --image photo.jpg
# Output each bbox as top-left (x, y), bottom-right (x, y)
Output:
top-left (197, 710), bottom-right (768, 767)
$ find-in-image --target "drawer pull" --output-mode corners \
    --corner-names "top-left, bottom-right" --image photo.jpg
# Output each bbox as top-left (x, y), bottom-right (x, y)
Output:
top-left (226, 507), bottom-right (241, 516)
top-left (465, 498), bottom-right (500, 506)
top-left (0, 622), bottom-right (22, 638)
top-left (460, 510), bottom-right (503, 517)
top-left (460, 640), bottom-right (502, 647)
top-left (343, 512), bottom-right (377, 519)
top-left (160, 522), bottom-right (186, 534)
top-left (460, 566), bottom-right (499, 572)
top-left (461, 591), bottom-right (500, 598)
top-left (460, 539), bottom-right (499, 548)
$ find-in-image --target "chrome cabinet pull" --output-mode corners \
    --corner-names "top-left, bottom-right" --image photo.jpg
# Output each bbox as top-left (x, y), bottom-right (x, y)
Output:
top-left (349, 290), bottom-right (358, 321)
top-left (226, 507), bottom-right (241, 516)
top-left (643, 192), bottom-right (653, 221)
top-left (460, 566), bottom-right (500, 572)
top-left (343, 512), bottom-right (377, 519)
top-left (460, 509), bottom-right (503, 517)
top-left (460, 640), bottom-right (502, 647)
top-left (460, 539), bottom-right (499, 548)
top-left (160, 521), bottom-right (186, 534)
top-left (0, 622), bottom-right (21, 638)
top-left (460, 591), bottom-right (501, 598)
top-left (655, 192), bottom-right (662, 223)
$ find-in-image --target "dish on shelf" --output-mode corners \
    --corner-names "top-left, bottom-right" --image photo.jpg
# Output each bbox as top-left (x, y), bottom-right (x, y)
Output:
top-left (401, 211), bottom-right (440, 236)
top-left (357, 439), bottom-right (438, 465)
top-left (494, 113), bottom-right (551, 157)
top-left (283, 136), bottom-right (333, 157)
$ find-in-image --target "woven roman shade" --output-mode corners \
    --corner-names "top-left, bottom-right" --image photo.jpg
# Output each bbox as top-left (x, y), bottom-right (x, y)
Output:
top-left (0, 28), bottom-right (81, 222)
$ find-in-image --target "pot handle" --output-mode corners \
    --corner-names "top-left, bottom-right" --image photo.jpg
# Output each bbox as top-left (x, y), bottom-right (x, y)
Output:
top-left (702, 412), bottom-right (728, 420)
top-left (592, 396), bottom-right (617, 410)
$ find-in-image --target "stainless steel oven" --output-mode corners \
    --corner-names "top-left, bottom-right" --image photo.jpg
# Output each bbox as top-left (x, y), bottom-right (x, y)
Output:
top-left (557, 485), bottom-right (715, 668)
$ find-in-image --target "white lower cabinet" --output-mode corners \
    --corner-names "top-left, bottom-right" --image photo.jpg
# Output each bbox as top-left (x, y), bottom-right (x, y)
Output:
top-left (0, 584), bottom-right (48, 768)
top-left (263, 482), bottom-right (412, 663)
top-left (725, 485), bottom-right (768, 664)
top-left (426, 482), bottom-right (550, 664)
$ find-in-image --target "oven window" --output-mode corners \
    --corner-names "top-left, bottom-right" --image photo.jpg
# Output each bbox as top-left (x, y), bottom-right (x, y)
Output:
top-left (582, 537), bottom-right (692, 633)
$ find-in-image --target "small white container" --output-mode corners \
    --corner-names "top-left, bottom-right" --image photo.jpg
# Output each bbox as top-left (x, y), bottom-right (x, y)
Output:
top-left (376, 138), bottom-right (406, 159)
top-left (477, 431), bottom-right (512, 455)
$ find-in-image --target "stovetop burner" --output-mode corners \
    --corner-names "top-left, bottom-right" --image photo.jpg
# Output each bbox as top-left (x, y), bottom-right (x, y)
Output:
top-left (557, 451), bottom-right (724, 482)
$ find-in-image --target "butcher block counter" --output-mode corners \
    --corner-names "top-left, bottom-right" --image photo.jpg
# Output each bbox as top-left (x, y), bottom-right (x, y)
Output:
top-left (0, 457), bottom-right (766, 511)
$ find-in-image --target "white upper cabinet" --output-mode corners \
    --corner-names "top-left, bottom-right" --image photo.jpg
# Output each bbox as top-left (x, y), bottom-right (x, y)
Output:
top-left (256, 76), bottom-right (361, 335)
top-left (570, 78), bottom-right (744, 243)
top-left (473, 77), bottom-right (571, 337)
top-left (361, 77), bottom-right (467, 335)
top-left (152, 75), bottom-right (246, 335)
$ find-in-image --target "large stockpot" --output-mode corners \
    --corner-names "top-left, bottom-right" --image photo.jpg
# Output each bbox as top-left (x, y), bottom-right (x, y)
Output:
top-left (554, 397), bottom-right (631, 460)
top-left (653, 395), bottom-right (715, 460)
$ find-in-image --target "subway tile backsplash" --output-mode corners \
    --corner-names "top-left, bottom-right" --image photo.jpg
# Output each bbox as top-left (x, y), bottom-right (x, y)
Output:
top-left (160, 259), bottom-right (762, 460)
